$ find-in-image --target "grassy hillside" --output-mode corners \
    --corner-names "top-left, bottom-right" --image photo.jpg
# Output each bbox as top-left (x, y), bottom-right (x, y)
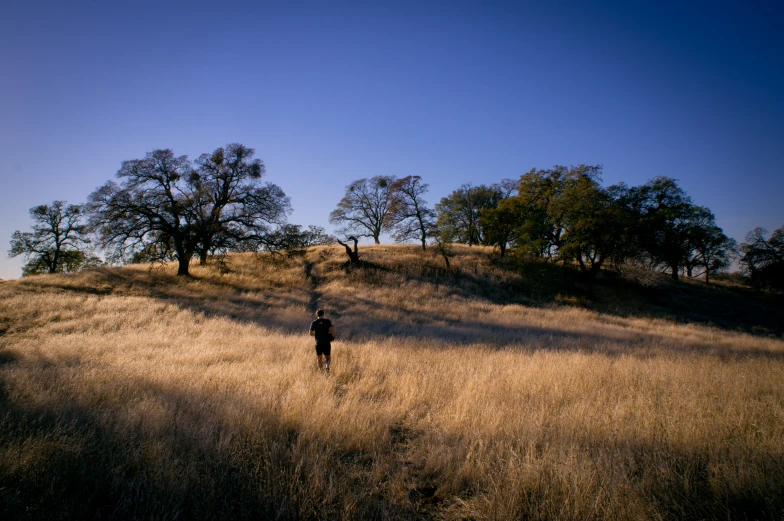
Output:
top-left (1, 244), bottom-right (783, 520)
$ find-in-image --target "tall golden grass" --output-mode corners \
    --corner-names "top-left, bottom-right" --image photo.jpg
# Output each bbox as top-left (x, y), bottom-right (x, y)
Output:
top-left (1, 245), bottom-right (782, 520)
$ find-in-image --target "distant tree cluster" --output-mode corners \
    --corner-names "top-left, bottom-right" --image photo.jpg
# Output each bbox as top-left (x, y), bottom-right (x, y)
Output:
top-left (8, 144), bottom-right (326, 277)
top-left (739, 227), bottom-right (784, 291)
top-left (435, 167), bottom-right (740, 282)
top-left (329, 166), bottom-right (772, 286)
top-left (329, 175), bottom-right (436, 251)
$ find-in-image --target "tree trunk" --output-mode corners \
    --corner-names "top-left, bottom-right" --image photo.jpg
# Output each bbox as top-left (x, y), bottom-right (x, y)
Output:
top-left (176, 248), bottom-right (193, 276)
top-left (589, 255), bottom-right (606, 279)
top-left (577, 255), bottom-right (588, 275)
top-left (198, 233), bottom-right (214, 265)
top-left (670, 264), bottom-right (679, 281)
top-left (49, 249), bottom-right (60, 273)
top-left (177, 259), bottom-right (191, 276)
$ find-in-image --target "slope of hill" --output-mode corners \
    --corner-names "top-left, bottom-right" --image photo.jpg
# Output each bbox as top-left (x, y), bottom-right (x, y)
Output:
top-left (1, 245), bottom-right (783, 520)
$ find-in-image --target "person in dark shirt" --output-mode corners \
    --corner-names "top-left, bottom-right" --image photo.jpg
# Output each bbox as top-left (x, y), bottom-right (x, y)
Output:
top-left (309, 309), bottom-right (335, 373)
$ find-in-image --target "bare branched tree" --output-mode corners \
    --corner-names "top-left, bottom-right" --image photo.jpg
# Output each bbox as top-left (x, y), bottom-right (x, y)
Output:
top-left (192, 144), bottom-right (291, 263)
top-left (388, 176), bottom-right (436, 250)
top-left (9, 201), bottom-right (94, 275)
top-left (329, 176), bottom-right (396, 244)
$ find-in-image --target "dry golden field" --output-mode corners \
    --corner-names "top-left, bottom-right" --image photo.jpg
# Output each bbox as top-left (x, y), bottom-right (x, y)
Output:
top-left (1, 244), bottom-right (783, 520)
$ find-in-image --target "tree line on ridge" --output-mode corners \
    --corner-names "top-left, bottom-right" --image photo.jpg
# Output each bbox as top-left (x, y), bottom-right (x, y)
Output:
top-left (7, 143), bottom-right (784, 291)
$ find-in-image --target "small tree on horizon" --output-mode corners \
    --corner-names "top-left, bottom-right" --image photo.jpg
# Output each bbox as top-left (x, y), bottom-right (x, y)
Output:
top-left (388, 175), bottom-right (436, 250)
top-left (9, 201), bottom-right (97, 276)
top-left (739, 226), bottom-right (784, 291)
top-left (329, 176), bottom-right (396, 244)
top-left (266, 224), bottom-right (334, 256)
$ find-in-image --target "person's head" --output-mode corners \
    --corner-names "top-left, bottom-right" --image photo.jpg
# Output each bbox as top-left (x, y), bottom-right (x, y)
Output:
top-left (316, 309), bottom-right (325, 317)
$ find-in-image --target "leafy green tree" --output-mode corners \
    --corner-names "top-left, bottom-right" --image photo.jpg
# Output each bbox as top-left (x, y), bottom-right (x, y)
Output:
top-left (435, 184), bottom-right (501, 246)
top-left (624, 177), bottom-right (702, 280)
top-left (388, 176), bottom-right (436, 250)
top-left (329, 176), bottom-right (396, 244)
top-left (9, 201), bottom-right (95, 276)
top-left (478, 179), bottom-right (519, 256)
top-left (480, 197), bottom-right (522, 256)
top-left (684, 208), bottom-right (736, 283)
top-left (558, 173), bottom-right (632, 278)
top-left (513, 165), bottom-right (602, 262)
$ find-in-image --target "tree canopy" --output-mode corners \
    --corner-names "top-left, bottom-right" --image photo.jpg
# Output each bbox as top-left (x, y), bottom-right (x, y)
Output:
top-left (87, 145), bottom-right (290, 276)
top-left (329, 176), bottom-right (396, 244)
top-left (435, 184), bottom-right (503, 247)
top-left (388, 176), bottom-right (436, 250)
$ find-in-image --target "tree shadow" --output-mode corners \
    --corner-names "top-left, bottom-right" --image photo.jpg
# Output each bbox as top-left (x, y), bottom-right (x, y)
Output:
top-left (14, 261), bottom-right (784, 361)
top-left (359, 254), bottom-right (784, 339)
top-left (0, 357), bottom-right (415, 521)
top-left (2, 348), bottom-right (782, 520)
top-left (331, 293), bottom-right (784, 361)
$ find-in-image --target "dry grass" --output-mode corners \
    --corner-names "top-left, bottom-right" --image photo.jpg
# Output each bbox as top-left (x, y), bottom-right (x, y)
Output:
top-left (1, 245), bottom-right (783, 520)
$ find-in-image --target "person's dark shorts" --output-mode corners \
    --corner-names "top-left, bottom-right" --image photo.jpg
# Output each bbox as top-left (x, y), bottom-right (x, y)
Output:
top-left (315, 342), bottom-right (331, 357)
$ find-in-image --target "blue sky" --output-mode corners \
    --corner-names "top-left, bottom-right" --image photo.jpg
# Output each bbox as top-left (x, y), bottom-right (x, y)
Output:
top-left (1, 1), bottom-right (782, 279)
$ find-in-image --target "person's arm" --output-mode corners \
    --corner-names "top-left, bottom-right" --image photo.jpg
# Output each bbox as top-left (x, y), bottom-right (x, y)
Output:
top-left (329, 326), bottom-right (336, 339)
top-left (309, 322), bottom-right (315, 337)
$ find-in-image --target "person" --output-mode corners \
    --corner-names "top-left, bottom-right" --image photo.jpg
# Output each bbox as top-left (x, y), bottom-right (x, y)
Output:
top-left (309, 309), bottom-right (335, 373)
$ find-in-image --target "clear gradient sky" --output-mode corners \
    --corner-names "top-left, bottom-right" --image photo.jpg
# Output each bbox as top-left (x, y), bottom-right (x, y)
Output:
top-left (1, 1), bottom-right (782, 279)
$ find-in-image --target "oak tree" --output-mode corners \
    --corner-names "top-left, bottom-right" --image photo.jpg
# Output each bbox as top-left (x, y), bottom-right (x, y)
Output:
top-left (87, 146), bottom-right (290, 276)
top-left (191, 144), bottom-right (291, 263)
top-left (435, 184), bottom-right (500, 246)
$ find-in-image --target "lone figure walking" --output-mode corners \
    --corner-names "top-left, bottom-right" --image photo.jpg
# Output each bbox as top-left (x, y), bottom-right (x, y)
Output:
top-left (309, 309), bottom-right (335, 373)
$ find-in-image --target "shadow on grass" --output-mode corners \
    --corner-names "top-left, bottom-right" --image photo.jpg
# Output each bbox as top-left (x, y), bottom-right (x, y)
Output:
top-left (0, 359), bottom-right (416, 521)
top-left (2, 353), bottom-right (783, 521)
top-left (341, 253), bottom-right (784, 340)
top-left (14, 261), bottom-right (784, 361)
top-left (333, 293), bottom-right (784, 361)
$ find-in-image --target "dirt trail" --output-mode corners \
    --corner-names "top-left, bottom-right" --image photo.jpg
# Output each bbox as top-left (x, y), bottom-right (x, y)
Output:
top-left (303, 260), bottom-right (321, 313)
